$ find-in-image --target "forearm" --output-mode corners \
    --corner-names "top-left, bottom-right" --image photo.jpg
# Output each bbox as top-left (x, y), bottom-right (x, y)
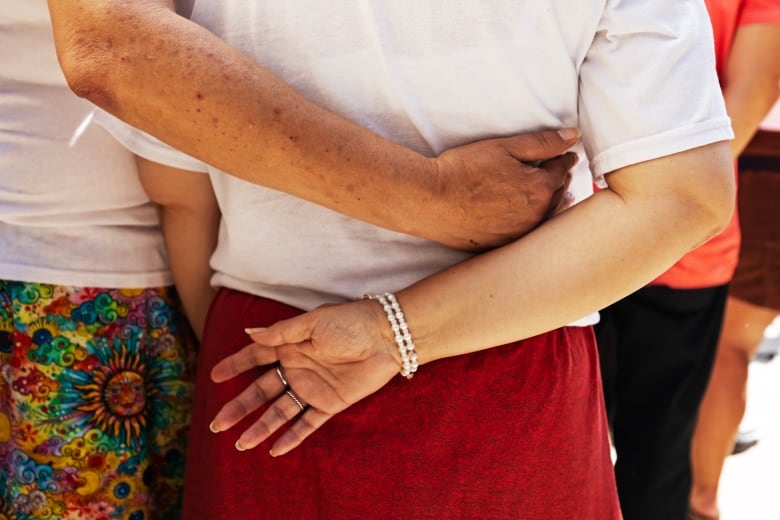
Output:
top-left (47, 1), bottom-right (438, 238)
top-left (395, 142), bottom-right (735, 362)
top-left (724, 23), bottom-right (780, 156)
top-left (160, 206), bottom-right (218, 340)
top-left (136, 157), bottom-right (219, 340)
top-left (47, 1), bottom-right (583, 251)
top-left (725, 83), bottom-right (780, 157)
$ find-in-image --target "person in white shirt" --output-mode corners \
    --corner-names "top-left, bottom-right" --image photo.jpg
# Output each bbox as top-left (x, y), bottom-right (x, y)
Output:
top-left (0, 2), bottom-right (212, 518)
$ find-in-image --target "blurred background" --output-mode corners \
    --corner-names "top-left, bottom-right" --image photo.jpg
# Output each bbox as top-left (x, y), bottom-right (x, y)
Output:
top-left (719, 316), bottom-right (780, 520)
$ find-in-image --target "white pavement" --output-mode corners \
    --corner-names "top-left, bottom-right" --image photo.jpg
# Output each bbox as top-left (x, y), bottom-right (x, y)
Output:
top-left (718, 349), bottom-right (780, 520)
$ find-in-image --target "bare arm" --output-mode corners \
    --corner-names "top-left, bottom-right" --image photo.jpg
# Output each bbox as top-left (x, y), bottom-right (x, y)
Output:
top-left (209, 140), bottom-right (735, 453)
top-left (137, 157), bottom-right (220, 340)
top-left (399, 142), bottom-right (734, 358)
top-left (46, 0), bottom-right (578, 251)
top-left (723, 23), bottom-right (780, 156)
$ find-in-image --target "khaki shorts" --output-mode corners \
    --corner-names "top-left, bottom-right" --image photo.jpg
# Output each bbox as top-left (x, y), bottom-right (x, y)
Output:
top-left (730, 131), bottom-right (780, 311)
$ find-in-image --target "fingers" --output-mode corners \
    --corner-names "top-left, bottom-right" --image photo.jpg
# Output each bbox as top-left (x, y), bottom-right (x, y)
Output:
top-left (270, 408), bottom-right (333, 456)
top-left (212, 314), bottom-right (318, 383)
top-left (218, 372), bottom-right (333, 456)
top-left (539, 151), bottom-right (579, 188)
top-left (210, 367), bottom-right (287, 432)
top-left (233, 390), bottom-right (312, 452)
top-left (211, 342), bottom-right (279, 382)
top-left (551, 188), bottom-right (577, 216)
top-left (541, 150), bottom-right (579, 175)
top-left (540, 153), bottom-right (578, 218)
top-left (543, 171), bottom-right (573, 218)
top-left (503, 128), bottom-right (581, 161)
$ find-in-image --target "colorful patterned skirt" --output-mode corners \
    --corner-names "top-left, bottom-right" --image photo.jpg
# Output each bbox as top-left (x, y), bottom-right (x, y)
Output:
top-left (0, 281), bottom-right (196, 520)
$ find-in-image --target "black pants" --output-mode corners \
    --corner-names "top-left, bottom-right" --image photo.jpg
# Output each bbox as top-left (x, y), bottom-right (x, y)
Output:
top-left (595, 284), bottom-right (728, 520)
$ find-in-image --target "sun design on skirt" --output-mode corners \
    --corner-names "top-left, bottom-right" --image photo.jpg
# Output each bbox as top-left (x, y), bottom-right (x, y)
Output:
top-left (54, 334), bottom-right (162, 447)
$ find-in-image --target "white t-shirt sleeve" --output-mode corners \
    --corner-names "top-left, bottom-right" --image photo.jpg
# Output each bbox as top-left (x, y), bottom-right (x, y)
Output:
top-left (579, 0), bottom-right (734, 178)
top-left (94, 110), bottom-right (210, 173)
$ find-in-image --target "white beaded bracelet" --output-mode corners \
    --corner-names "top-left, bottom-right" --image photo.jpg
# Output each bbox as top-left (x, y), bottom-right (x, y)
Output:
top-left (364, 292), bottom-right (419, 379)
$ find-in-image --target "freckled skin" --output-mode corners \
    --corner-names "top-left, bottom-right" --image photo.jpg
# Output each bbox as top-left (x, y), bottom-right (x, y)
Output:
top-left (48, 1), bottom-right (579, 250)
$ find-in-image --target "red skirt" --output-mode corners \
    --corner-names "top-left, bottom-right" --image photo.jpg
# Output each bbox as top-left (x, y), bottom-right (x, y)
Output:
top-left (182, 288), bottom-right (621, 520)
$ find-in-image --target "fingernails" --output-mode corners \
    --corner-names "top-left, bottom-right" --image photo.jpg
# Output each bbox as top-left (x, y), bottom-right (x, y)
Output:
top-left (245, 327), bottom-right (267, 334)
top-left (557, 128), bottom-right (581, 141)
top-left (235, 440), bottom-right (246, 451)
top-left (564, 191), bottom-right (575, 202)
top-left (269, 449), bottom-right (277, 458)
top-left (209, 421), bottom-right (219, 433)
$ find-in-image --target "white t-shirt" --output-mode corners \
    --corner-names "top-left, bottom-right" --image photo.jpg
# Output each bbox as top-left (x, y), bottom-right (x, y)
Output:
top-left (0, 1), bottom-right (171, 288)
top-left (107, 0), bottom-right (733, 312)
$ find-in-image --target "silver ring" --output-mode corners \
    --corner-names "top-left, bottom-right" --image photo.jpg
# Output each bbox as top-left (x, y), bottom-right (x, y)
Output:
top-left (285, 389), bottom-right (306, 412)
top-left (275, 365), bottom-right (289, 388)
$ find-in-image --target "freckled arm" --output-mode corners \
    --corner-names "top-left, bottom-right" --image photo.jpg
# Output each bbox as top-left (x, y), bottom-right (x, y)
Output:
top-left (46, 0), bottom-right (578, 251)
top-left (48, 1), bottom-right (428, 219)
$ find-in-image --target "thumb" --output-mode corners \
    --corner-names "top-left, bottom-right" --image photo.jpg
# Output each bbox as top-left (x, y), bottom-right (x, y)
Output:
top-left (503, 127), bottom-right (581, 162)
top-left (245, 314), bottom-right (316, 346)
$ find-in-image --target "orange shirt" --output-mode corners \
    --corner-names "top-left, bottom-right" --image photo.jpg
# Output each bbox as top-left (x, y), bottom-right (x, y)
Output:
top-left (652, 0), bottom-right (780, 288)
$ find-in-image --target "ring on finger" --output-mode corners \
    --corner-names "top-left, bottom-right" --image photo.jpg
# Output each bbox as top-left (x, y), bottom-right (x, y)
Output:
top-left (285, 389), bottom-right (306, 412)
top-left (275, 365), bottom-right (289, 388)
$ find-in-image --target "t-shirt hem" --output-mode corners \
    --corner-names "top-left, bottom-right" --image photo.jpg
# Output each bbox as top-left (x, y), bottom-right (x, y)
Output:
top-left (0, 263), bottom-right (174, 289)
top-left (213, 274), bottom-right (600, 328)
top-left (95, 110), bottom-right (210, 173)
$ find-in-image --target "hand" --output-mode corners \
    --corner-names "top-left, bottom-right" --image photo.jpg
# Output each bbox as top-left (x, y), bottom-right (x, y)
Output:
top-left (430, 128), bottom-right (580, 250)
top-left (209, 300), bottom-right (400, 456)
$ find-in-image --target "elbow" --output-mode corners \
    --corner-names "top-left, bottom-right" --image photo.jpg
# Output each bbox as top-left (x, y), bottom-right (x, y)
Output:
top-left (50, 4), bottom-right (122, 110)
top-left (679, 191), bottom-right (734, 251)
top-left (57, 40), bottom-right (118, 110)
top-left (702, 183), bottom-right (735, 240)
top-left (688, 148), bottom-right (736, 245)
top-left (49, 2), bottom-right (170, 110)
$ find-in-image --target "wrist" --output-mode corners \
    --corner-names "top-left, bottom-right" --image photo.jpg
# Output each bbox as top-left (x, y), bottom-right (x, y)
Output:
top-left (364, 292), bottom-right (419, 379)
top-left (389, 155), bottom-right (443, 237)
top-left (365, 298), bottom-right (401, 365)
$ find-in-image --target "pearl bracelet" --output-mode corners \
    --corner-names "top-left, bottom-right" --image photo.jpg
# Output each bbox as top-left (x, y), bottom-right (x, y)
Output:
top-left (364, 292), bottom-right (419, 379)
